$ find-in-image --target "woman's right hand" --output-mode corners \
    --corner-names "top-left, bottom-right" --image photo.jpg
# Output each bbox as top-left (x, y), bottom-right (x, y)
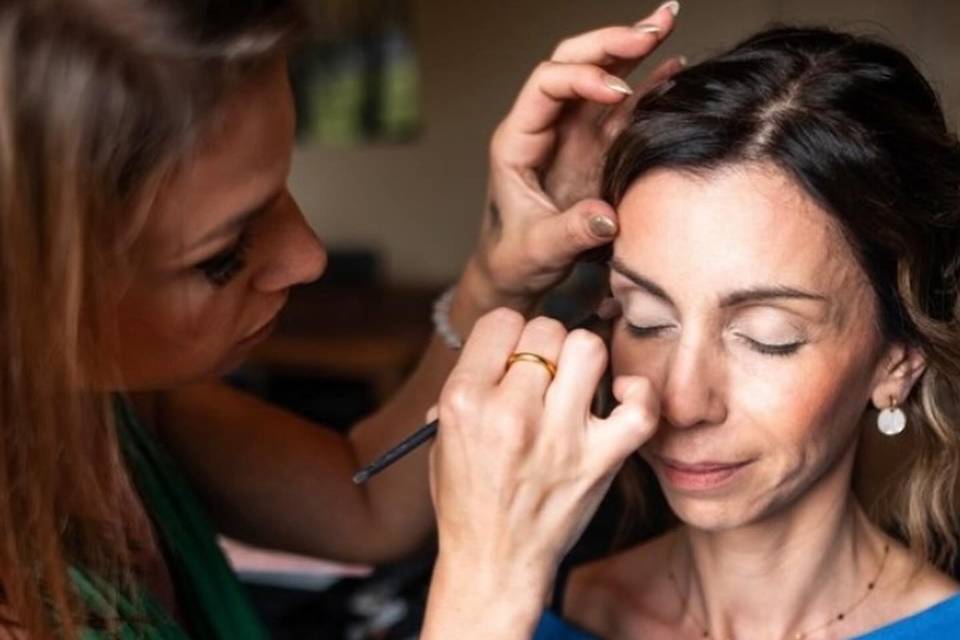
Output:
top-left (421, 310), bottom-right (660, 639)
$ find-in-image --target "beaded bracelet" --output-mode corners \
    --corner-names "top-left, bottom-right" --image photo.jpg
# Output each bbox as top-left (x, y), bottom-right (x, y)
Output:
top-left (431, 285), bottom-right (464, 350)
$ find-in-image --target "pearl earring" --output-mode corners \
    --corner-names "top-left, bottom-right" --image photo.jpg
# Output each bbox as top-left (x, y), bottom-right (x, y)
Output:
top-left (877, 396), bottom-right (907, 436)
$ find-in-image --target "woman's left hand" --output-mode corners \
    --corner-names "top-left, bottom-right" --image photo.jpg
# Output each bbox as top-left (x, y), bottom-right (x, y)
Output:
top-left (464, 5), bottom-right (682, 308)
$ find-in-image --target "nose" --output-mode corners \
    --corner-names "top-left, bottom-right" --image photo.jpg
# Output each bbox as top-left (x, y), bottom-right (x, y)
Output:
top-left (251, 195), bottom-right (327, 293)
top-left (660, 333), bottom-right (727, 429)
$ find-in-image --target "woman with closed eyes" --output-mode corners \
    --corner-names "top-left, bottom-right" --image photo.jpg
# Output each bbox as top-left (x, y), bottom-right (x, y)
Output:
top-left (519, 25), bottom-right (960, 640)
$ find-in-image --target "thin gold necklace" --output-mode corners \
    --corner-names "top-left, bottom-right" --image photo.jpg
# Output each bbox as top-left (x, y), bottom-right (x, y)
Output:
top-left (667, 542), bottom-right (891, 640)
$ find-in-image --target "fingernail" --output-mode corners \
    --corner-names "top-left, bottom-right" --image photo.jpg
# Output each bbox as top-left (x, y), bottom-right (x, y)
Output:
top-left (660, 1), bottom-right (681, 16)
top-left (603, 75), bottom-right (633, 96)
top-left (653, 79), bottom-right (676, 96)
top-left (597, 298), bottom-right (623, 320)
top-left (677, 54), bottom-right (688, 67)
top-left (589, 215), bottom-right (618, 238)
top-left (633, 22), bottom-right (661, 35)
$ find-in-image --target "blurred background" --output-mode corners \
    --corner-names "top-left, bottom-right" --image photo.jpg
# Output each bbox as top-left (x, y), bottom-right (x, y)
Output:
top-left (291, 0), bottom-right (959, 286)
top-left (226, 1), bottom-right (960, 638)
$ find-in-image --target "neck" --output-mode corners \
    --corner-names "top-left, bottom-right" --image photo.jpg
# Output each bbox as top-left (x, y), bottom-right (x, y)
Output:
top-left (672, 452), bottom-right (888, 639)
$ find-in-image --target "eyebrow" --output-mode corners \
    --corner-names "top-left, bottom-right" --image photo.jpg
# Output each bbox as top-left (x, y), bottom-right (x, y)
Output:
top-left (608, 257), bottom-right (828, 308)
top-left (609, 257), bottom-right (672, 304)
top-left (187, 189), bottom-right (282, 252)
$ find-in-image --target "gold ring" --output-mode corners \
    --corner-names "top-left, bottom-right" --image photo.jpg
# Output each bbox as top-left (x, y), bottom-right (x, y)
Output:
top-left (505, 352), bottom-right (558, 380)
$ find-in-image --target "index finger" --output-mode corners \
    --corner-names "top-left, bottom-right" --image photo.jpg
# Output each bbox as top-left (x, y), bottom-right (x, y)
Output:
top-left (499, 61), bottom-right (632, 140)
top-left (550, 4), bottom-right (678, 67)
top-left (500, 6), bottom-right (678, 138)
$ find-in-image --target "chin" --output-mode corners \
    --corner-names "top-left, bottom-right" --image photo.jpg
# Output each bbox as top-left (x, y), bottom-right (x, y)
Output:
top-left (663, 482), bottom-right (808, 533)
top-left (664, 493), bottom-right (755, 531)
top-left (211, 349), bottom-right (251, 378)
top-left (159, 351), bottom-right (249, 388)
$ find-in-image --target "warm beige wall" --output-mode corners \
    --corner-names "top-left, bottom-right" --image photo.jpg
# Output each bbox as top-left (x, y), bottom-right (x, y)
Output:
top-left (289, 0), bottom-right (959, 284)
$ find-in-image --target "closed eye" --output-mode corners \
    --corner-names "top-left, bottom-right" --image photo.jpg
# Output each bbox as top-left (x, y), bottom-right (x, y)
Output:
top-left (626, 324), bottom-right (674, 338)
top-left (734, 333), bottom-right (805, 357)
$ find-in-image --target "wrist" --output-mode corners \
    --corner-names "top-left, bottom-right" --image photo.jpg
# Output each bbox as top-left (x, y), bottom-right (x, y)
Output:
top-left (424, 552), bottom-right (552, 638)
top-left (451, 258), bottom-right (539, 323)
top-left (437, 258), bottom-right (544, 353)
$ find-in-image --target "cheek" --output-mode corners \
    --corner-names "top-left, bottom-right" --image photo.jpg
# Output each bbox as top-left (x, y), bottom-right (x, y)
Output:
top-left (109, 277), bottom-right (247, 386)
top-left (612, 326), bottom-right (873, 453)
top-left (731, 348), bottom-right (876, 472)
top-left (129, 281), bottom-right (235, 340)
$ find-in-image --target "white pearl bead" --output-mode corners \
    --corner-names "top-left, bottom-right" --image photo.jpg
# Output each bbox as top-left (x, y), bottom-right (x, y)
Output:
top-left (878, 407), bottom-right (906, 435)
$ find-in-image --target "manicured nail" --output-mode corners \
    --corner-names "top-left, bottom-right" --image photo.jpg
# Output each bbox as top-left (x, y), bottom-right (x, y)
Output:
top-left (653, 79), bottom-right (676, 96)
top-left (597, 298), bottom-right (623, 320)
top-left (633, 22), bottom-right (661, 34)
top-left (589, 215), bottom-right (618, 238)
top-left (660, 1), bottom-right (681, 16)
top-left (603, 75), bottom-right (633, 96)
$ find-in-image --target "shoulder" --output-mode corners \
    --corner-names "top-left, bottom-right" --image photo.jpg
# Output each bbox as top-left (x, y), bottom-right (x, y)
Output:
top-left (858, 591), bottom-right (960, 638)
top-left (562, 531), bottom-right (681, 639)
top-left (857, 543), bottom-right (960, 637)
top-left (884, 546), bottom-right (959, 615)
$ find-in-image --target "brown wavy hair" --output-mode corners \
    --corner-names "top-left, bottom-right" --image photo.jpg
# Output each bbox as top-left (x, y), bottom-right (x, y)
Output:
top-left (604, 26), bottom-right (960, 569)
top-left (0, 1), bottom-right (310, 636)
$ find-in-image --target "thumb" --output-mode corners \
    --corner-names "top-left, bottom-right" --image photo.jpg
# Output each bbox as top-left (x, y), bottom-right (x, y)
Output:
top-left (529, 198), bottom-right (619, 269)
top-left (590, 376), bottom-right (660, 467)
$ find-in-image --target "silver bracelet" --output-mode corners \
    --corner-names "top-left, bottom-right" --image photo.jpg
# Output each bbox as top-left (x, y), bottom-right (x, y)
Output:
top-left (431, 285), bottom-right (464, 350)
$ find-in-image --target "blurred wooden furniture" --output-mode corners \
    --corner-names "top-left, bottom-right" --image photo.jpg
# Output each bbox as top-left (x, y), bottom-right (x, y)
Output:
top-left (246, 281), bottom-right (438, 399)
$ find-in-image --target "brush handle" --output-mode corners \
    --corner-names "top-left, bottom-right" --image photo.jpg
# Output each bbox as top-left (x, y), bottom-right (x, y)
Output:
top-left (352, 419), bottom-right (439, 484)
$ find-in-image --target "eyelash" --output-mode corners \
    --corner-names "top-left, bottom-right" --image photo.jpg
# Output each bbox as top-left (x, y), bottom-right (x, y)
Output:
top-left (737, 335), bottom-right (804, 357)
top-left (625, 324), bottom-right (805, 357)
top-left (195, 230), bottom-right (251, 287)
top-left (626, 324), bottom-right (672, 339)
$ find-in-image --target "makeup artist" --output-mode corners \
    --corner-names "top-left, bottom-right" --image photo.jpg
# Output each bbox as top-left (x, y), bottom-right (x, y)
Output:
top-left (0, 0), bottom-right (682, 637)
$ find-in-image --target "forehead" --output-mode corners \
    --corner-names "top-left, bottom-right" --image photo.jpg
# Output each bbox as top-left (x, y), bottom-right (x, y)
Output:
top-left (613, 165), bottom-right (866, 301)
top-left (141, 59), bottom-right (295, 258)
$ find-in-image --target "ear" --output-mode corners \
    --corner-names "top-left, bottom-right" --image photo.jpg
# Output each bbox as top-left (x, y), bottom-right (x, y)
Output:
top-left (869, 342), bottom-right (927, 410)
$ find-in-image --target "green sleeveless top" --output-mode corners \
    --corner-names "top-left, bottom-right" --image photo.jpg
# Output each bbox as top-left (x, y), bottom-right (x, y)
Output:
top-left (70, 398), bottom-right (270, 639)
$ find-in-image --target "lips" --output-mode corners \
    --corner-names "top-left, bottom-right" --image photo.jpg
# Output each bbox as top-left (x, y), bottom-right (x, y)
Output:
top-left (240, 314), bottom-right (279, 343)
top-left (660, 457), bottom-right (745, 472)
top-left (654, 454), bottom-right (753, 491)
top-left (240, 297), bottom-right (288, 344)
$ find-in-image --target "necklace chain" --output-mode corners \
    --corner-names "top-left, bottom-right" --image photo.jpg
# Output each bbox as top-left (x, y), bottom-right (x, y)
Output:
top-left (667, 543), bottom-right (891, 640)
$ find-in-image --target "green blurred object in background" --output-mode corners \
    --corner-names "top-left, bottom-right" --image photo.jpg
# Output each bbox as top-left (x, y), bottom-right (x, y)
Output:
top-left (290, 0), bottom-right (421, 145)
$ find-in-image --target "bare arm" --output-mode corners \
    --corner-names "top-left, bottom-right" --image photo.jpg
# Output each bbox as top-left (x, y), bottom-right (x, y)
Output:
top-left (153, 264), bottom-right (527, 564)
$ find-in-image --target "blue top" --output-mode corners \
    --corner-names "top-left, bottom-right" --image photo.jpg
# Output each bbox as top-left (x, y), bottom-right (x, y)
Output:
top-left (533, 593), bottom-right (960, 639)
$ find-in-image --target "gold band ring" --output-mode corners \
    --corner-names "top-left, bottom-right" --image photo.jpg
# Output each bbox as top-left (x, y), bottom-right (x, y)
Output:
top-left (505, 352), bottom-right (558, 380)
